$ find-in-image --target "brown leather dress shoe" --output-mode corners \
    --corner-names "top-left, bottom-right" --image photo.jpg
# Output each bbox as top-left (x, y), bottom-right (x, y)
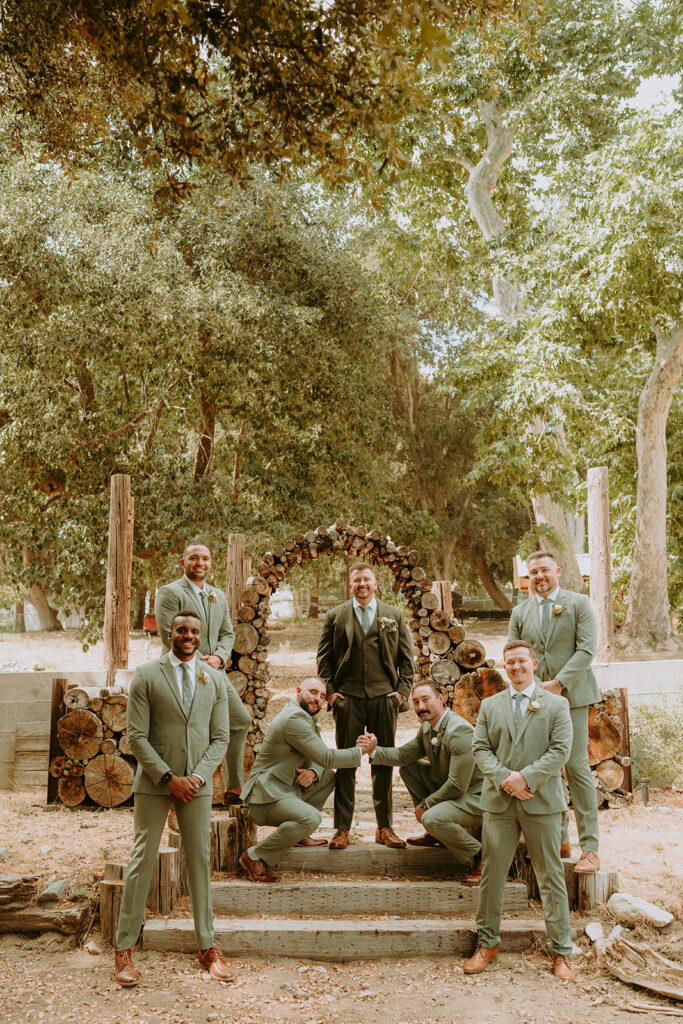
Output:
top-left (560, 841), bottom-right (572, 859)
top-left (375, 827), bottom-right (406, 849)
top-left (222, 789), bottom-right (243, 807)
top-left (574, 850), bottom-right (600, 874)
top-left (462, 856), bottom-right (482, 886)
top-left (114, 948), bottom-right (140, 987)
top-left (167, 808), bottom-right (179, 833)
top-left (239, 850), bottom-right (279, 883)
top-left (296, 836), bottom-right (328, 847)
top-left (329, 829), bottom-right (349, 850)
top-left (463, 946), bottom-right (498, 974)
top-left (198, 944), bottom-right (235, 982)
top-left (552, 955), bottom-right (575, 981)
top-left (406, 833), bottom-right (443, 847)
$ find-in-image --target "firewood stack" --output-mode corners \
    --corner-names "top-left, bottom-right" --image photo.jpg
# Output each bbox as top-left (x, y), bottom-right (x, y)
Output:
top-left (587, 688), bottom-right (632, 801)
top-left (230, 519), bottom-right (500, 755)
top-left (50, 685), bottom-right (134, 807)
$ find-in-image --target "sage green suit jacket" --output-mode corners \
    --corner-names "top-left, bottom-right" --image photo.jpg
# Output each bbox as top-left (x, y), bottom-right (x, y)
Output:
top-left (472, 685), bottom-right (572, 816)
top-left (372, 708), bottom-right (483, 809)
top-left (242, 699), bottom-right (361, 806)
top-left (126, 654), bottom-right (229, 796)
top-left (155, 576), bottom-right (235, 666)
top-left (508, 589), bottom-right (600, 709)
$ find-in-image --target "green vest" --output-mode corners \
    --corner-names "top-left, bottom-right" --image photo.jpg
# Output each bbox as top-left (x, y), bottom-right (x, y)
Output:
top-left (341, 611), bottom-right (394, 698)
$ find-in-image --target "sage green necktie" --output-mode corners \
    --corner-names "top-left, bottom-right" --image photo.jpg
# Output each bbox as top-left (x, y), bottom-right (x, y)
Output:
top-left (181, 662), bottom-right (194, 716)
top-left (541, 597), bottom-right (551, 635)
top-left (513, 692), bottom-right (524, 730)
top-left (361, 604), bottom-right (371, 634)
top-left (200, 589), bottom-right (208, 617)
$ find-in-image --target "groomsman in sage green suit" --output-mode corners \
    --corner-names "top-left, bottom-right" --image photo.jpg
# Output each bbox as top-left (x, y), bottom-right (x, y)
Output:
top-left (508, 550), bottom-right (601, 873)
top-left (240, 677), bottom-right (376, 882)
top-left (155, 542), bottom-right (251, 805)
top-left (114, 611), bottom-right (232, 987)
top-left (371, 680), bottom-right (482, 868)
top-left (465, 640), bottom-right (574, 982)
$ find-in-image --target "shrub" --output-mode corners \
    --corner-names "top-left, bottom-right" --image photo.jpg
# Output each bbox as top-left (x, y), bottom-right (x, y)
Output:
top-left (629, 690), bottom-right (683, 788)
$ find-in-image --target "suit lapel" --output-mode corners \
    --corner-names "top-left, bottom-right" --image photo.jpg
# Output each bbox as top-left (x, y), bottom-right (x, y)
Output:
top-left (181, 576), bottom-right (206, 626)
top-left (523, 596), bottom-right (544, 651)
top-left (543, 588), bottom-right (565, 647)
top-left (344, 601), bottom-right (355, 650)
top-left (160, 654), bottom-right (186, 717)
top-left (515, 684), bottom-right (542, 744)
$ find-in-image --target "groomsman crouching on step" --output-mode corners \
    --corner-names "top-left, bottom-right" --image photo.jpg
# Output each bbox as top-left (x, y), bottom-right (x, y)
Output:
top-left (370, 680), bottom-right (483, 881)
top-left (464, 640), bottom-right (575, 982)
top-left (240, 676), bottom-right (377, 882)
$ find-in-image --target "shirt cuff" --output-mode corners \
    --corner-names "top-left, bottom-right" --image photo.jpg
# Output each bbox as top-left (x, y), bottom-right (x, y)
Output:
top-left (192, 773), bottom-right (205, 786)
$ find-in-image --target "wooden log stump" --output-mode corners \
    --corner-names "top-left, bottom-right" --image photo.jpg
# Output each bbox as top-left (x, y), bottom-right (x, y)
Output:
top-left (147, 847), bottom-right (180, 915)
top-left (58, 775), bottom-right (86, 807)
top-left (100, 879), bottom-right (125, 945)
top-left (595, 759), bottom-right (625, 792)
top-left (229, 806), bottom-right (257, 862)
top-left (233, 624), bottom-right (259, 655)
top-left (210, 816), bottom-right (239, 873)
top-left (588, 705), bottom-right (622, 765)
top-left (84, 753), bottom-right (134, 807)
top-left (454, 639), bottom-right (487, 669)
top-left (57, 709), bottom-right (103, 762)
top-left (166, 832), bottom-right (188, 895)
top-left (63, 686), bottom-right (104, 710)
top-left (101, 696), bottom-right (128, 733)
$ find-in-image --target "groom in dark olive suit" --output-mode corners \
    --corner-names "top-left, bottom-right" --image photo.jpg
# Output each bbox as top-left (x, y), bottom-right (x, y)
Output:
top-left (317, 561), bottom-right (415, 849)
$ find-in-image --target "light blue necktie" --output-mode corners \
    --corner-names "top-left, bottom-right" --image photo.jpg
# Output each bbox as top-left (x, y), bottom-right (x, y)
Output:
top-left (181, 662), bottom-right (194, 717)
top-left (361, 605), bottom-right (371, 634)
top-left (541, 597), bottom-right (552, 636)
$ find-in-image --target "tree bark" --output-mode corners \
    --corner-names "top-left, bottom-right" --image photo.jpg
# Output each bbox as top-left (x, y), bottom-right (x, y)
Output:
top-left (27, 581), bottom-right (63, 631)
top-left (132, 587), bottom-right (146, 630)
top-left (194, 386), bottom-right (215, 482)
top-left (473, 553), bottom-right (512, 611)
top-left (531, 493), bottom-right (584, 592)
top-left (620, 323), bottom-right (683, 649)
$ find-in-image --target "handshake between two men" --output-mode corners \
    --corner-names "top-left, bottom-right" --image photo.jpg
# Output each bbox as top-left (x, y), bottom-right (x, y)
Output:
top-left (292, 728), bottom-right (376, 792)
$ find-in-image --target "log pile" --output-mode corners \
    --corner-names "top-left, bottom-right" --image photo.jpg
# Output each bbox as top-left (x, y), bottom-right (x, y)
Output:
top-left (50, 685), bottom-right (135, 807)
top-left (235, 520), bottom-right (494, 753)
top-left (588, 687), bottom-right (632, 801)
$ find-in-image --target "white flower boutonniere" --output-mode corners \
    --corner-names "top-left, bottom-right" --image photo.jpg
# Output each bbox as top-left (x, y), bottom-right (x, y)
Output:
top-left (198, 670), bottom-right (211, 685)
top-left (552, 604), bottom-right (563, 617)
top-left (431, 735), bottom-right (440, 749)
top-left (378, 616), bottom-right (397, 633)
top-left (208, 592), bottom-right (218, 604)
top-left (526, 699), bottom-right (541, 715)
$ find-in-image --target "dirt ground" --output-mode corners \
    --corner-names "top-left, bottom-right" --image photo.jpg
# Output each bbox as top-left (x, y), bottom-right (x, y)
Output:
top-left (1, 620), bottom-right (682, 1023)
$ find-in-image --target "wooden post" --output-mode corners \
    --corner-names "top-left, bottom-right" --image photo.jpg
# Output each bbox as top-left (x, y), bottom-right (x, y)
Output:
top-left (587, 467), bottom-right (615, 661)
top-left (226, 533), bottom-right (247, 623)
top-left (14, 600), bottom-right (25, 633)
top-left (100, 878), bottom-right (125, 945)
top-left (431, 581), bottom-right (453, 618)
top-left (46, 678), bottom-right (67, 804)
top-left (103, 475), bottom-right (134, 686)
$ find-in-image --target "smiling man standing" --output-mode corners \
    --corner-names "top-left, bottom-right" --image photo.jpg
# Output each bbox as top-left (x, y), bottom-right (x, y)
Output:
top-left (508, 551), bottom-right (601, 873)
top-left (317, 561), bottom-right (415, 850)
top-left (114, 611), bottom-right (231, 986)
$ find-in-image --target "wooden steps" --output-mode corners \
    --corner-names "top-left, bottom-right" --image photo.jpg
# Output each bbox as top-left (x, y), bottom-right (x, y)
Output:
top-left (209, 879), bottom-right (528, 917)
top-left (276, 843), bottom-right (468, 877)
top-left (143, 917), bottom-right (547, 961)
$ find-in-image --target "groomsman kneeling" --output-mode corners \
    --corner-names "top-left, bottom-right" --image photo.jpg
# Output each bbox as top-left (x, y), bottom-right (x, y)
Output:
top-left (240, 677), bottom-right (377, 881)
top-left (114, 611), bottom-right (232, 986)
top-left (371, 681), bottom-right (483, 878)
top-left (465, 640), bottom-right (575, 982)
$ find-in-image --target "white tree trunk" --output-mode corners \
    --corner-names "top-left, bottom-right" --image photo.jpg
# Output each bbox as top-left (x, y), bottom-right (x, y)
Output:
top-left (459, 99), bottom-right (583, 589)
top-left (621, 323), bottom-right (683, 650)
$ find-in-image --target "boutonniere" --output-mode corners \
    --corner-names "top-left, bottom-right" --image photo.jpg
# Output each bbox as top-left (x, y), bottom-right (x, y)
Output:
top-left (198, 670), bottom-right (211, 685)
top-left (526, 699), bottom-right (541, 714)
top-left (378, 616), bottom-right (397, 632)
top-left (208, 592), bottom-right (218, 604)
top-left (431, 735), bottom-right (440, 748)
top-left (552, 604), bottom-right (563, 617)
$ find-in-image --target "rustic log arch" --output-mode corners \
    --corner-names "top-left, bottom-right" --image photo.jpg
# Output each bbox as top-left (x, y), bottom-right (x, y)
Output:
top-left (228, 518), bottom-right (505, 765)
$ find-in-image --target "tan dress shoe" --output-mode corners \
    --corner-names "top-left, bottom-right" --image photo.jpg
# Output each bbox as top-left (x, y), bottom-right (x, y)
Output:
top-left (406, 833), bottom-right (443, 847)
top-left (296, 836), bottom-right (328, 847)
top-left (462, 858), bottom-right (482, 887)
top-left (552, 955), bottom-right (575, 981)
top-left (375, 827), bottom-right (406, 849)
top-left (329, 829), bottom-right (349, 850)
top-left (222, 789), bottom-right (243, 807)
top-left (198, 944), bottom-right (235, 982)
top-left (463, 946), bottom-right (498, 974)
top-left (167, 808), bottom-right (179, 833)
top-left (239, 850), bottom-right (279, 883)
top-left (114, 948), bottom-right (140, 987)
top-left (574, 850), bottom-right (600, 874)
top-left (560, 841), bottom-right (572, 859)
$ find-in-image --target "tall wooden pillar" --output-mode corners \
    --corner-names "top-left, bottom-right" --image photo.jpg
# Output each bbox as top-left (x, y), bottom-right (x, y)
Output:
top-left (587, 466), bottom-right (615, 662)
top-left (226, 534), bottom-right (250, 623)
top-left (103, 474), bottom-right (134, 686)
top-left (431, 581), bottom-right (453, 618)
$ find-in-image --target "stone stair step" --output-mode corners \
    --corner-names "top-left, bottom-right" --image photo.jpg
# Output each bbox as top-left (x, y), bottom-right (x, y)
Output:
top-left (143, 917), bottom-right (547, 960)
top-left (276, 843), bottom-right (466, 877)
top-left (210, 879), bottom-right (528, 917)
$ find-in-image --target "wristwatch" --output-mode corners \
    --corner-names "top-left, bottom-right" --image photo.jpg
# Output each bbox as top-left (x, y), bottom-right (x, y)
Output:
top-left (160, 770), bottom-right (175, 785)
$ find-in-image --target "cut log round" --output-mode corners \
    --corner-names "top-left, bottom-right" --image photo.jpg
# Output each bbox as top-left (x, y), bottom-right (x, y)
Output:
top-left (454, 639), bottom-right (487, 669)
top-left (594, 759), bottom-right (625, 792)
top-left (84, 753), bottom-right (134, 807)
top-left (57, 709), bottom-right (103, 761)
top-left (237, 655), bottom-right (257, 674)
top-left (478, 667), bottom-right (507, 699)
top-left (49, 756), bottom-right (66, 778)
top-left (448, 624), bottom-right (466, 644)
top-left (237, 606), bottom-right (256, 622)
top-left (420, 593), bottom-right (439, 611)
top-left (100, 738), bottom-right (117, 755)
top-left (63, 686), bottom-right (103, 710)
top-left (430, 660), bottom-right (461, 686)
top-left (240, 588), bottom-right (260, 607)
top-left (101, 696), bottom-right (127, 732)
top-left (58, 775), bottom-right (86, 807)
top-left (426, 632), bottom-right (451, 656)
top-left (227, 671), bottom-right (248, 697)
top-left (118, 731), bottom-right (131, 756)
top-left (587, 707), bottom-right (622, 766)
top-left (233, 623), bottom-right (259, 655)
top-left (429, 611), bottom-right (451, 632)
top-left (246, 575), bottom-right (270, 596)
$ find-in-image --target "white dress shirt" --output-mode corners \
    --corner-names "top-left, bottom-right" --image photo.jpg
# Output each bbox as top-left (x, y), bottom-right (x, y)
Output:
top-left (353, 596), bottom-right (377, 627)
top-left (509, 680), bottom-right (536, 718)
top-left (166, 652), bottom-right (203, 784)
top-left (431, 711), bottom-right (448, 734)
top-left (535, 586), bottom-right (560, 627)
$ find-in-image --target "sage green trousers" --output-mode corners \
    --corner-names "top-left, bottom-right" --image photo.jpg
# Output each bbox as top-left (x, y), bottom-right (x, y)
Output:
top-left (399, 762), bottom-right (482, 865)
top-left (561, 704), bottom-right (600, 851)
top-left (245, 770), bottom-right (335, 867)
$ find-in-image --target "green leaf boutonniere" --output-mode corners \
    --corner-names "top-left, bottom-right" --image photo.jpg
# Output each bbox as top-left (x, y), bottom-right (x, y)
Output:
top-left (378, 616), bottom-right (397, 633)
top-left (198, 670), bottom-right (211, 685)
top-left (208, 592), bottom-right (218, 604)
top-left (552, 604), bottom-right (563, 617)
